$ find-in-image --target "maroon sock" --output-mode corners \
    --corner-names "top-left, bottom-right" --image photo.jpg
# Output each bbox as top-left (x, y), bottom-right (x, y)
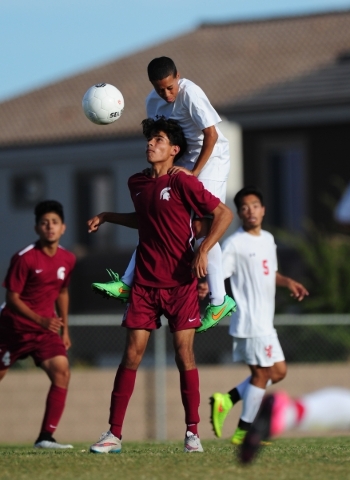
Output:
top-left (180, 369), bottom-right (200, 436)
top-left (40, 385), bottom-right (67, 435)
top-left (109, 365), bottom-right (137, 439)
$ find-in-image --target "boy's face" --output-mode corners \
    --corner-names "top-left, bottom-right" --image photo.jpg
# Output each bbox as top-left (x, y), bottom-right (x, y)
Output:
top-left (238, 194), bottom-right (265, 230)
top-left (151, 73), bottom-right (180, 103)
top-left (146, 130), bottom-right (179, 165)
top-left (35, 212), bottom-right (66, 244)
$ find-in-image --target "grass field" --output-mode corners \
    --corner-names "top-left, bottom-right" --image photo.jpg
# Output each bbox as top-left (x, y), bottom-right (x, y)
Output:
top-left (1, 437), bottom-right (350, 480)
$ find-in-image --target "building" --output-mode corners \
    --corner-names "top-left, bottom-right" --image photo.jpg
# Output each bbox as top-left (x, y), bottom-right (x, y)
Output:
top-left (1, 9), bottom-right (350, 309)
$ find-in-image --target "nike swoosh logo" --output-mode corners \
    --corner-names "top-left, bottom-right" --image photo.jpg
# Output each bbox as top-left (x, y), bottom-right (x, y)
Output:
top-left (119, 288), bottom-right (129, 294)
top-left (188, 318), bottom-right (197, 322)
top-left (218, 403), bottom-right (224, 413)
top-left (35, 269), bottom-right (43, 273)
top-left (212, 307), bottom-right (226, 321)
top-left (136, 192), bottom-right (141, 196)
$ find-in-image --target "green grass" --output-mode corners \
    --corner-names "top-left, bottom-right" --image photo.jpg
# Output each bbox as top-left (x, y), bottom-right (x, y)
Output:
top-left (1, 437), bottom-right (350, 480)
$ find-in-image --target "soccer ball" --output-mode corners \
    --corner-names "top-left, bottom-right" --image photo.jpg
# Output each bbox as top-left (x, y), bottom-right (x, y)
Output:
top-left (82, 83), bottom-right (124, 125)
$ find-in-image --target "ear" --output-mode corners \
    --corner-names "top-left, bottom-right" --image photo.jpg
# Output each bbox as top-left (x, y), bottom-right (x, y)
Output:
top-left (172, 145), bottom-right (180, 157)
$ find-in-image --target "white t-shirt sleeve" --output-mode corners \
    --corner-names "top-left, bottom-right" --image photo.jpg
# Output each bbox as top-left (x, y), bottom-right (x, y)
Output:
top-left (183, 84), bottom-right (222, 131)
top-left (221, 237), bottom-right (236, 279)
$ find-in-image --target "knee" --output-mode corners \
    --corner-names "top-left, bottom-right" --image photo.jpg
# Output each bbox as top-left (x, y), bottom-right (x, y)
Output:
top-left (271, 366), bottom-right (287, 384)
top-left (53, 366), bottom-right (70, 388)
top-left (175, 348), bottom-right (196, 371)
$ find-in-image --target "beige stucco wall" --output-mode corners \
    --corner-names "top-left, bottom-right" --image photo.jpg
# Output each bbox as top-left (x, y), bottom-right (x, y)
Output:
top-left (1, 364), bottom-right (350, 444)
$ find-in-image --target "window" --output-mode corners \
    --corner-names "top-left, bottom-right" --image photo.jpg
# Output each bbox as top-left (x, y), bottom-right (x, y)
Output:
top-left (12, 173), bottom-right (45, 208)
top-left (259, 138), bottom-right (307, 231)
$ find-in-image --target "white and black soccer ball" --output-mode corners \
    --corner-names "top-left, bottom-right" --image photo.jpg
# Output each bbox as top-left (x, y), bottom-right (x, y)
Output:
top-left (82, 83), bottom-right (124, 125)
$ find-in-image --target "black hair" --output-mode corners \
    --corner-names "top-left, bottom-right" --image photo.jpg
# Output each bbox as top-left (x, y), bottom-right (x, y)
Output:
top-left (234, 186), bottom-right (264, 210)
top-left (34, 200), bottom-right (65, 224)
top-left (147, 57), bottom-right (177, 82)
top-left (142, 117), bottom-right (187, 162)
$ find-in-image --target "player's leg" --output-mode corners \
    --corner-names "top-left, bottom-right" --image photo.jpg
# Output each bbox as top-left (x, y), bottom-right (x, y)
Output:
top-left (90, 328), bottom-right (150, 454)
top-left (240, 387), bottom-right (350, 464)
top-left (91, 250), bottom-right (136, 301)
top-left (173, 328), bottom-right (203, 453)
top-left (35, 354), bottom-right (73, 449)
top-left (231, 334), bottom-right (283, 445)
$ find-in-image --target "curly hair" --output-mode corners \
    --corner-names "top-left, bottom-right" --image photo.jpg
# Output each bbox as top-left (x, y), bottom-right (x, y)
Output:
top-left (141, 117), bottom-right (187, 162)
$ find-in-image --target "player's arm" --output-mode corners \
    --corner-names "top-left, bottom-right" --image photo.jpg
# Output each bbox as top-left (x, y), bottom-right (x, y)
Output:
top-left (168, 126), bottom-right (218, 177)
top-left (5, 291), bottom-right (63, 333)
top-left (55, 287), bottom-right (71, 350)
top-left (276, 272), bottom-right (309, 301)
top-left (192, 202), bottom-right (233, 278)
top-left (87, 211), bottom-right (138, 233)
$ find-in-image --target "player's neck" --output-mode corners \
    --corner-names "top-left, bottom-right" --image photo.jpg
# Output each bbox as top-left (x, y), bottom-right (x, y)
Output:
top-left (243, 225), bottom-right (262, 236)
top-left (38, 240), bottom-right (60, 256)
top-left (150, 160), bottom-right (173, 178)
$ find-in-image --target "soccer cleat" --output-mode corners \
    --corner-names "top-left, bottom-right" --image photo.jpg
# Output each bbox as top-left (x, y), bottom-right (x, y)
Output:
top-left (231, 426), bottom-right (248, 445)
top-left (91, 269), bottom-right (131, 302)
top-left (210, 392), bottom-right (233, 438)
top-left (34, 436), bottom-right (73, 449)
top-left (90, 431), bottom-right (122, 454)
top-left (183, 431), bottom-right (204, 453)
top-left (239, 393), bottom-right (289, 463)
top-left (196, 295), bottom-right (237, 333)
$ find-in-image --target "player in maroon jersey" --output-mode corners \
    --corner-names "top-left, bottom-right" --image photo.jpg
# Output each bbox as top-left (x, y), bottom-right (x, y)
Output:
top-left (0, 200), bottom-right (76, 448)
top-left (87, 117), bottom-right (233, 454)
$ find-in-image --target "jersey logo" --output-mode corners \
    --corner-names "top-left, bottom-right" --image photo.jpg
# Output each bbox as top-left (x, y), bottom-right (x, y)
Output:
top-left (57, 267), bottom-right (66, 280)
top-left (265, 345), bottom-right (273, 358)
top-left (160, 187), bottom-right (171, 201)
top-left (35, 269), bottom-right (43, 274)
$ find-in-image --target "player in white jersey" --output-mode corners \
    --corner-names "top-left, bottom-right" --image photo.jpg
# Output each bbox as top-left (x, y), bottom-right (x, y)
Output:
top-left (91, 57), bottom-right (236, 333)
top-left (209, 186), bottom-right (309, 445)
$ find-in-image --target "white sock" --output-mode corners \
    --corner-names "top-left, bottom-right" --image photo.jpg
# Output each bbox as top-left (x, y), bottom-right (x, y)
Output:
top-left (298, 388), bottom-right (350, 431)
top-left (241, 383), bottom-right (266, 423)
top-left (121, 249), bottom-right (136, 286)
top-left (196, 238), bottom-right (225, 305)
top-left (236, 376), bottom-right (252, 400)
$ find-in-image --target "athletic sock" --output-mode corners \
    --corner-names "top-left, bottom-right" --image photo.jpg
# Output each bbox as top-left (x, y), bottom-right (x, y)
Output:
top-left (180, 369), bottom-right (200, 433)
top-left (229, 376), bottom-right (252, 403)
top-left (197, 238), bottom-right (225, 305)
top-left (121, 249), bottom-right (136, 286)
top-left (241, 383), bottom-right (266, 423)
top-left (109, 365), bottom-right (137, 439)
top-left (39, 385), bottom-right (67, 436)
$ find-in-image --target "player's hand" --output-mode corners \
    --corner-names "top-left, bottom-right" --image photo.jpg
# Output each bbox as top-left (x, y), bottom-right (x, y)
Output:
top-left (167, 166), bottom-right (194, 176)
top-left (198, 281), bottom-right (209, 300)
top-left (87, 214), bottom-right (105, 233)
top-left (192, 251), bottom-right (208, 279)
top-left (61, 330), bottom-right (72, 350)
top-left (288, 280), bottom-right (309, 302)
top-left (39, 316), bottom-right (64, 333)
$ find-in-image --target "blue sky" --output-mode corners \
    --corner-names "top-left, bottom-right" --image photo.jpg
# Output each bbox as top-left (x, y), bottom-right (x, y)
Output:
top-left (1, 0), bottom-right (350, 102)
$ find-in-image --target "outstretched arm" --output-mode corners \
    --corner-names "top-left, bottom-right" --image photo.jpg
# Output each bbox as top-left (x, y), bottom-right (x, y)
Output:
top-left (168, 125), bottom-right (218, 177)
top-left (192, 202), bottom-right (233, 278)
top-left (87, 212), bottom-right (138, 233)
top-left (276, 272), bottom-right (309, 301)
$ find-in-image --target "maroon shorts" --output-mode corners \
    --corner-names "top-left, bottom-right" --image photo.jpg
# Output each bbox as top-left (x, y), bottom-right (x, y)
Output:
top-left (0, 327), bottom-right (67, 370)
top-left (122, 280), bottom-right (201, 333)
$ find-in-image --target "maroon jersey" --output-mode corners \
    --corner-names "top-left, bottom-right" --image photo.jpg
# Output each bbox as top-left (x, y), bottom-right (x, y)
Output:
top-left (129, 171), bottom-right (220, 287)
top-left (1, 242), bottom-right (76, 332)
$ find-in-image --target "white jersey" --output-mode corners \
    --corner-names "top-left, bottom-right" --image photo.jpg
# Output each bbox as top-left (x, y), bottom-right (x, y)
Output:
top-left (146, 78), bottom-right (230, 181)
top-left (222, 227), bottom-right (278, 338)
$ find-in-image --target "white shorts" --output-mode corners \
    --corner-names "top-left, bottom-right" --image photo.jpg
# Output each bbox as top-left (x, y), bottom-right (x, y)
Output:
top-left (232, 331), bottom-right (285, 367)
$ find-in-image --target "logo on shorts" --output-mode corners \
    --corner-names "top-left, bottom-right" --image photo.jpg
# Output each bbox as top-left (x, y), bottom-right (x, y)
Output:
top-left (188, 318), bottom-right (197, 322)
top-left (57, 267), bottom-right (66, 280)
top-left (160, 187), bottom-right (171, 201)
top-left (265, 345), bottom-right (273, 358)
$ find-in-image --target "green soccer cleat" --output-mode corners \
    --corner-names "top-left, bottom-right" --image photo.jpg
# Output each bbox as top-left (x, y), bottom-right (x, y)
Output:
top-left (196, 295), bottom-right (237, 333)
top-left (210, 392), bottom-right (234, 438)
top-left (231, 427), bottom-right (248, 445)
top-left (91, 269), bottom-right (131, 302)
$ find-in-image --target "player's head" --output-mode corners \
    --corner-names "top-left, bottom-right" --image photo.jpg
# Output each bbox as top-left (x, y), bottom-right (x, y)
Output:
top-left (34, 200), bottom-right (66, 244)
top-left (147, 57), bottom-right (180, 103)
top-left (142, 117), bottom-right (187, 163)
top-left (234, 186), bottom-right (265, 231)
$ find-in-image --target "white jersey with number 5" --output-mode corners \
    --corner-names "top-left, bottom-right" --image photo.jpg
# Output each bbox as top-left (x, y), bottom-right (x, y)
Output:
top-left (222, 227), bottom-right (278, 338)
